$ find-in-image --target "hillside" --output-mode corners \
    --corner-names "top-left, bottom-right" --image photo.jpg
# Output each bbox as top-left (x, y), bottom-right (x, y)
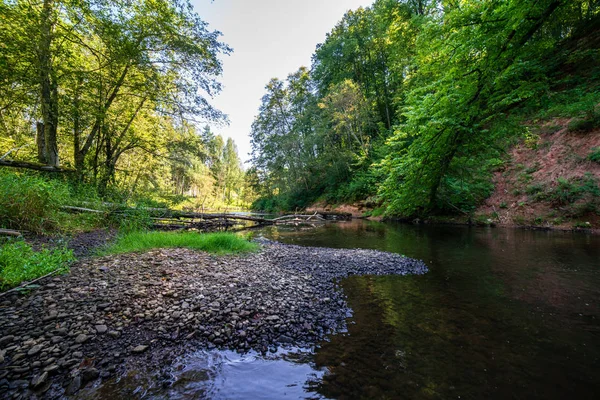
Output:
top-left (476, 121), bottom-right (600, 230)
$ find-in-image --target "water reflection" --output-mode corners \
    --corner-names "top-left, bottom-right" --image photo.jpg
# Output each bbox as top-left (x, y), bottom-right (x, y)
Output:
top-left (261, 221), bottom-right (600, 399)
top-left (82, 221), bottom-right (600, 399)
top-left (78, 348), bottom-right (327, 400)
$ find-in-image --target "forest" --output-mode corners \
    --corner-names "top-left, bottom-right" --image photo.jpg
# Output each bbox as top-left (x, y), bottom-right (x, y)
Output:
top-left (1, 1), bottom-right (600, 398)
top-left (250, 0), bottom-right (600, 218)
top-left (0, 0), bottom-right (252, 212)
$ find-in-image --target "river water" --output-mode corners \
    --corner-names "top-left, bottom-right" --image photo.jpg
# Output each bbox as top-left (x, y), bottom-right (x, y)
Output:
top-left (84, 220), bottom-right (600, 399)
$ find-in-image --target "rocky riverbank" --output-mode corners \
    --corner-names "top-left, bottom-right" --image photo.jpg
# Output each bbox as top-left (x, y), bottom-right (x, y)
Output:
top-left (0, 240), bottom-right (427, 398)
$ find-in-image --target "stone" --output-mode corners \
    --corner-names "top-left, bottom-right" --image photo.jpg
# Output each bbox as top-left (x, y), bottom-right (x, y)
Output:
top-left (65, 376), bottom-right (81, 395)
top-left (95, 325), bottom-right (108, 334)
top-left (30, 372), bottom-right (48, 389)
top-left (277, 335), bottom-right (294, 344)
top-left (0, 336), bottom-right (14, 346)
top-left (132, 345), bottom-right (148, 353)
top-left (74, 334), bottom-right (88, 344)
top-left (108, 330), bottom-right (121, 338)
top-left (43, 364), bottom-right (59, 374)
top-left (27, 345), bottom-right (43, 356)
top-left (81, 368), bottom-right (99, 383)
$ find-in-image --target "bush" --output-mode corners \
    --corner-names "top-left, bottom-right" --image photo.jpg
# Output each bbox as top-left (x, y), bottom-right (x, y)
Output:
top-left (0, 240), bottom-right (75, 290)
top-left (550, 175), bottom-right (600, 205)
top-left (0, 171), bottom-right (70, 233)
top-left (588, 147), bottom-right (600, 163)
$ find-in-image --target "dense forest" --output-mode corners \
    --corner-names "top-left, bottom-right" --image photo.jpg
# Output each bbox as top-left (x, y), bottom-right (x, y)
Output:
top-left (0, 0), bottom-right (252, 210)
top-left (250, 0), bottom-right (600, 219)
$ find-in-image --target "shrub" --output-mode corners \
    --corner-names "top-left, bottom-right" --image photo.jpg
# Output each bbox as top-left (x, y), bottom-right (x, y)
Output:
top-left (0, 240), bottom-right (75, 290)
top-left (588, 147), bottom-right (600, 163)
top-left (0, 171), bottom-right (70, 233)
top-left (550, 175), bottom-right (600, 205)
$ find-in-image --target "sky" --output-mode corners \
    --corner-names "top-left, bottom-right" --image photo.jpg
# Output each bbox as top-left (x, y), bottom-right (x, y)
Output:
top-left (191, 0), bottom-right (373, 163)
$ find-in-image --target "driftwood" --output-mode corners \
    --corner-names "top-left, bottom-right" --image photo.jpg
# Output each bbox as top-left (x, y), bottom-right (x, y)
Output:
top-left (0, 159), bottom-right (75, 173)
top-left (61, 203), bottom-right (343, 230)
top-left (0, 229), bottom-right (23, 237)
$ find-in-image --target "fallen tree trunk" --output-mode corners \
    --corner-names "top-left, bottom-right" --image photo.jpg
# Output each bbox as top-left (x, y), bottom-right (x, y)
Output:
top-left (0, 159), bottom-right (75, 173)
top-left (61, 206), bottom-right (106, 214)
top-left (61, 204), bottom-right (341, 228)
top-left (0, 229), bottom-right (23, 237)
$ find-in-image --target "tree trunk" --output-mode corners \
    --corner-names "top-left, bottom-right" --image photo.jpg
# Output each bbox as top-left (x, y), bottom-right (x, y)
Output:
top-left (38, 0), bottom-right (59, 167)
top-left (36, 122), bottom-right (47, 164)
top-left (73, 76), bottom-right (84, 181)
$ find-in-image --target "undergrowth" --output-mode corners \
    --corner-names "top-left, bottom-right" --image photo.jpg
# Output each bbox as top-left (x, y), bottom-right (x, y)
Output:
top-left (99, 231), bottom-right (258, 256)
top-left (0, 240), bottom-right (75, 290)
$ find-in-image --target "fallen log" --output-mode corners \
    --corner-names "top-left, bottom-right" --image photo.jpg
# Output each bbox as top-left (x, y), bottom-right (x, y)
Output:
top-left (61, 206), bottom-right (106, 214)
top-left (0, 229), bottom-right (23, 237)
top-left (0, 159), bottom-right (75, 173)
top-left (61, 203), bottom-right (337, 228)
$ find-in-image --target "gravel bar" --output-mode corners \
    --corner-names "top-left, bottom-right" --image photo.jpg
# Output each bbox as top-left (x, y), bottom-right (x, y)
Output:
top-left (0, 239), bottom-right (427, 398)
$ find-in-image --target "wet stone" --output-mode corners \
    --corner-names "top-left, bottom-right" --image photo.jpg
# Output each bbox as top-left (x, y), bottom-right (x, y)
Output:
top-left (81, 368), bottom-right (99, 383)
top-left (65, 376), bottom-right (81, 395)
top-left (43, 365), bottom-right (59, 374)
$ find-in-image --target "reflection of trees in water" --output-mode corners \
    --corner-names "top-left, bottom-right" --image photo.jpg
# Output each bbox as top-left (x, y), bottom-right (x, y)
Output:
top-left (313, 273), bottom-right (599, 399)
top-left (259, 221), bottom-right (600, 398)
top-left (469, 228), bottom-right (600, 319)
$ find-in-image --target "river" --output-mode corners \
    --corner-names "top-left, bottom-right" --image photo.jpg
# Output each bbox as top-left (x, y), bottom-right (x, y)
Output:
top-left (82, 220), bottom-right (600, 399)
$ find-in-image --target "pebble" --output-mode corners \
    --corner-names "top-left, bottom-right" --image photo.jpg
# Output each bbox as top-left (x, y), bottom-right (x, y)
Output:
top-left (74, 334), bottom-right (88, 344)
top-left (30, 372), bottom-right (48, 389)
top-left (0, 241), bottom-right (427, 398)
top-left (0, 336), bottom-right (14, 346)
top-left (132, 345), bottom-right (148, 353)
top-left (27, 345), bottom-right (43, 356)
top-left (81, 368), bottom-right (100, 383)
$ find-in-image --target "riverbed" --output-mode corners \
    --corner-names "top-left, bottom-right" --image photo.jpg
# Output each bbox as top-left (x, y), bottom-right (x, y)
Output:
top-left (81, 220), bottom-right (600, 399)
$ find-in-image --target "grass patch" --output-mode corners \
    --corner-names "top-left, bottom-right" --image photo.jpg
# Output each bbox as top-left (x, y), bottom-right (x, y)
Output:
top-left (100, 231), bottom-right (258, 256)
top-left (0, 240), bottom-right (75, 290)
top-left (0, 170), bottom-right (70, 233)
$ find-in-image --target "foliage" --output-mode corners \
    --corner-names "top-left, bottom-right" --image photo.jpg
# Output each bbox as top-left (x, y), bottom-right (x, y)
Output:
top-left (249, 0), bottom-right (600, 217)
top-left (0, 240), bottom-right (75, 290)
top-left (99, 231), bottom-right (258, 256)
top-left (0, 170), bottom-right (70, 233)
top-left (588, 147), bottom-right (600, 163)
top-left (0, 0), bottom-right (253, 213)
top-left (549, 175), bottom-right (600, 206)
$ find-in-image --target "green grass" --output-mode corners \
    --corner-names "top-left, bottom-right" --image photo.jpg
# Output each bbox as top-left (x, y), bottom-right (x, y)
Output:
top-left (99, 231), bottom-right (258, 256)
top-left (0, 240), bottom-right (75, 290)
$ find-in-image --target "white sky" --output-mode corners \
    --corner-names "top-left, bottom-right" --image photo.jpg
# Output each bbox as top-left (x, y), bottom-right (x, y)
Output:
top-left (191, 0), bottom-right (372, 163)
